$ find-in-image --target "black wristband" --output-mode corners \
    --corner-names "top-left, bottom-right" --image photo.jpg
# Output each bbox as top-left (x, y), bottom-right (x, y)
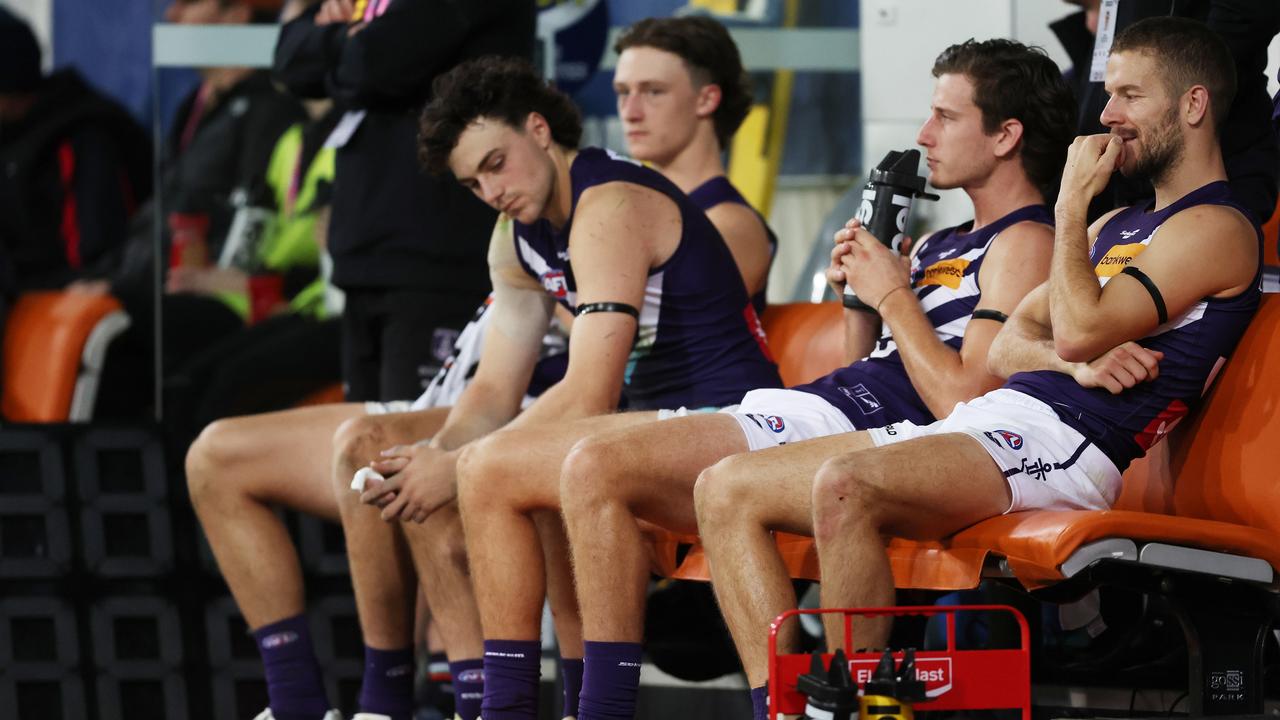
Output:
top-left (1120, 266), bottom-right (1168, 324)
top-left (971, 308), bottom-right (1009, 323)
top-left (576, 301), bottom-right (640, 319)
top-left (841, 293), bottom-right (877, 314)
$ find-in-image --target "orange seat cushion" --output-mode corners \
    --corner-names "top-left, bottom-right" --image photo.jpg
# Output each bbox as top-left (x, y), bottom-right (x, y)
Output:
top-left (2, 291), bottom-right (125, 422)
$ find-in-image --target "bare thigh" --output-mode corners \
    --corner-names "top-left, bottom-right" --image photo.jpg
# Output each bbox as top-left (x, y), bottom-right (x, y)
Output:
top-left (196, 403), bottom-right (368, 520)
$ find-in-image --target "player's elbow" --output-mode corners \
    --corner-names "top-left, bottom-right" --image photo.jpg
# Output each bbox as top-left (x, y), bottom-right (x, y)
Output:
top-left (986, 334), bottom-right (1014, 379)
top-left (1054, 333), bottom-right (1101, 364)
top-left (1051, 315), bottom-right (1111, 363)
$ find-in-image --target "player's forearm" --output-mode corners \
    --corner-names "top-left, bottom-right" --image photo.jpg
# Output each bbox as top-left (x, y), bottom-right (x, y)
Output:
top-left (987, 315), bottom-right (1078, 379)
top-left (879, 291), bottom-right (984, 418)
top-left (431, 381), bottom-right (524, 452)
top-left (504, 379), bottom-right (620, 432)
top-left (1048, 205), bottom-right (1106, 358)
top-left (842, 308), bottom-right (881, 365)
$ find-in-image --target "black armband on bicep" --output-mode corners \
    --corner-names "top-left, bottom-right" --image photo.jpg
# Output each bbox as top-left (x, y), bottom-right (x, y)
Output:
top-left (575, 301), bottom-right (640, 319)
top-left (1119, 266), bottom-right (1168, 324)
top-left (971, 309), bottom-right (1009, 324)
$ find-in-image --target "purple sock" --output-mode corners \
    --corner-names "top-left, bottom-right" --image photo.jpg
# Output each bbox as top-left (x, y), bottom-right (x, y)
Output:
top-left (561, 657), bottom-right (584, 717)
top-left (450, 658), bottom-right (484, 720)
top-left (481, 639), bottom-right (541, 719)
top-left (357, 646), bottom-right (414, 720)
top-left (750, 685), bottom-right (769, 720)
top-left (251, 614), bottom-right (330, 720)
top-left (577, 641), bottom-right (643, 720)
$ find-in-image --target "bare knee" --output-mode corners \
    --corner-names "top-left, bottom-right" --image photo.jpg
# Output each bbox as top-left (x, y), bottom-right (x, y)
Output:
top-left (186, 418), bottom-right (245, 510)
top-left (811, 458), bottom-right (882, 542)
top-left (455, 431), bottom-right (524, 516)
top-left (692, 454), bottom-right (758, 533)
top-left (331, 414), bottom-right (388, 486)
top-left (560, 436), bottom-right (624, 517)
top-left (454, 435), bottom-right (496, 515)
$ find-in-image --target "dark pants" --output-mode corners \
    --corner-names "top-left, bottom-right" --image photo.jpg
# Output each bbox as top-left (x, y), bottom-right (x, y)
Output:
top-left (165, 313), bottom-right (342, 445)
top-left (340, 287), bottom-right (486, 403)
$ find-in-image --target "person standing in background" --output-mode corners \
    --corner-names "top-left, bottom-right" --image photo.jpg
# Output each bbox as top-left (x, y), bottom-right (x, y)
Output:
top-left (273, 0), bottom-right (535, 405)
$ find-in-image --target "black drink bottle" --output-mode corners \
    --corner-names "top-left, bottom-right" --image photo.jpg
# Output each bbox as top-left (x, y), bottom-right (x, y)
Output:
top-left (844, 149), bottom-right (938, 312)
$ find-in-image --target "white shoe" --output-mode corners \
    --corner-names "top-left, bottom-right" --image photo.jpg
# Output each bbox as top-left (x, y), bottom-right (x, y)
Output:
top-left (350, 714), bottom-right (391, 720)
top-left (252, 710), bottom-right (344, 720)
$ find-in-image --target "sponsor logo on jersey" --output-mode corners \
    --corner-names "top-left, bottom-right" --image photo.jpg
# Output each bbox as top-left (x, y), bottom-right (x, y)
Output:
top-left (984, 429), bottom-right (1023, 450)
top-left (542, 270), bottom-right (569, 298)
top-left (765, 415), bottom-right (786, 433)
top-left (839, 384), bottom-right (884, 415)
top-left (1095, 241), bottom-right (1147, 277)
top-left (918, 257), bottom-right (970, 289)
top-left (1119, 229), bottom-right (1142, 239)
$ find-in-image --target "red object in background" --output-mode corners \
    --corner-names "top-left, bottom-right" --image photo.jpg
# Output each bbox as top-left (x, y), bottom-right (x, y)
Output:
top-left (248, 273), bottom-right (284, 324)
top-left (769, 605), bottom-right (1031, 719)
top-left (168, 212), bottom-right (210, 268)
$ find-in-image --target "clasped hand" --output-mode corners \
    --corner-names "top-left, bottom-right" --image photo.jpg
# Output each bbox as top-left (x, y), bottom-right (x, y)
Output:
top-left (827, 218), bottom-right (911, 309)
top-left (357, 440), bottom-right (454, 523)
top-left (1072, 341), bottom-right (1163, 395)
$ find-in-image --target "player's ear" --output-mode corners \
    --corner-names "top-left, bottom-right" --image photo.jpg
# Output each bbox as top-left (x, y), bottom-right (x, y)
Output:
top-left (992, 117), bottom-right (1023, 160)
top-left (1183, 84), bottom-right (1210, 128)
top-left (695, 83), bottom-right (722, 119)
top-left (524, 112), bottom-right (553, 149)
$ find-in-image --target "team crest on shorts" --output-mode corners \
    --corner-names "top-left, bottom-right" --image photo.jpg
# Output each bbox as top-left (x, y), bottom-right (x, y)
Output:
top-left (985, 429), bottom-right (1024, 450)
top-left (838, 384), bottom-right (883, 415)
top-left (765, 415), bottom-right (786, 433)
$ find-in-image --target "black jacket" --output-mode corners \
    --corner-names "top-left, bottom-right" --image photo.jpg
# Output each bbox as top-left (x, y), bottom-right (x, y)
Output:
top-left (0, 69), bottom-right (151, 291)
top-left (109, 70), bottom-right (304, 301)
top-left (273, 0), bottom-right (535, 293)
top-left (1051, 0), bottom-right (1280, 224)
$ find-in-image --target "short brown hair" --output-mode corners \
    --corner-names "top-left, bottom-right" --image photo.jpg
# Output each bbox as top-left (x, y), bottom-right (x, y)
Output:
top-left (932, 38), bottom-right (1076, 201)
top-left (418, 56), bottom-right (583, 176)
top-left (614, 16), bottom-right (752, 148)
top-left (1110, 16), bottom-right (1236, 132)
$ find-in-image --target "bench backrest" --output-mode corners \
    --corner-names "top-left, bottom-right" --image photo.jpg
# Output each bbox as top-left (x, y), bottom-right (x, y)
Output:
top-left (2, 291), bottom-right (125, 422)
top-left (1153, 293), bottom-right (1280, 534)
top-left (760, 302), bottom-right (845, 386)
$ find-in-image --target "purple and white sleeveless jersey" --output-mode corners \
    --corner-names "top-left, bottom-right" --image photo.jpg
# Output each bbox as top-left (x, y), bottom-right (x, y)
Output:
top-left (793, 204), bottom-right (1054, 429)
top-left (512, 147), bottom-right (781, 410)
top-left (1006, 181), bottom-right (1261, 472)
top-left (688, 176), bottom-right (778, 315)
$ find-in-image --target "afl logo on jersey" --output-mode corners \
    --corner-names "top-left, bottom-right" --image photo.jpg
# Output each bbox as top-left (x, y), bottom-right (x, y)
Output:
top-left (987, 429), bottom-right (1024, 450)
top-left (765, 415), bottom-right (786, 433)
top-left (541, 270), bottom-right (569, 298)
